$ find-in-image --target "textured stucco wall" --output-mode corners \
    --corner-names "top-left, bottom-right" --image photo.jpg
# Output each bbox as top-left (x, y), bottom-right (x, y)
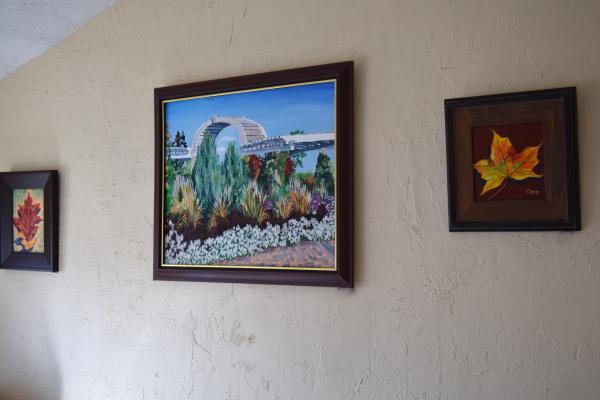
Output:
top-left (0, 1), bottom-right (599, 399)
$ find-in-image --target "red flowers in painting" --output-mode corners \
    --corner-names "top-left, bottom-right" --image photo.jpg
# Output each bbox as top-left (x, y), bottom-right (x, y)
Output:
top-left (248, 155), bottom-right (261, 181)
top-left (284, 157), bottom-right (294, 177)
top-left (13, 192), bottom-right (43, 251)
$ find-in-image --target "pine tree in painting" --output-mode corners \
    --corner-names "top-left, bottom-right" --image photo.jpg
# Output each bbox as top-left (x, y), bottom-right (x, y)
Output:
top-left (192, 132), bottom-right (223, 216)
top-left (315, 150), bottom-right (334, 195)
top-left (222, 141), bottom-right (246, 207)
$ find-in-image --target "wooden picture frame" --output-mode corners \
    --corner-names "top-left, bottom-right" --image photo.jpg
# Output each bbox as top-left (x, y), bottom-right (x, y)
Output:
top-left (0, 170), bottom-right (59, 272)
top-left (154, 62), bottom-right (354, 287)
top-left (445, 87), bottom-right (580, 231)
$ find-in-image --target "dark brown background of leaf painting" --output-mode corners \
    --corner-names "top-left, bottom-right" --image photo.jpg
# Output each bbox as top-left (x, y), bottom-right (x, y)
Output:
top-left (472, 122), bottom-right (545, 201)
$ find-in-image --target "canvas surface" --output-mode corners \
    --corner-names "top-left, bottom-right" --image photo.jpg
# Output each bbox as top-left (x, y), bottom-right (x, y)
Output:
top-left (161, 80), bottom-right (337, 269)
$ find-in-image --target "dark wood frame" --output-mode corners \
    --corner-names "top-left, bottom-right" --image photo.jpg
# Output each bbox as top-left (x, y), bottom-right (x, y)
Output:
top-left (445, 87), bottom-right (580, 231)
top-left (0, 170), bottom-right (59, 272)
top-left (154, 61), bottom-right (354, 287)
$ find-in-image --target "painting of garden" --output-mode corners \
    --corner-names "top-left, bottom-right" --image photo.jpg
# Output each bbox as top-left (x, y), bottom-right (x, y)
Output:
top-left (162, 80), bottom-right (336, 269)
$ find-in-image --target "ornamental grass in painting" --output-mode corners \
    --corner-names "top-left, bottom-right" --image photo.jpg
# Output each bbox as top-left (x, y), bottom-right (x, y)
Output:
top-left (13, 189), bottom-right (44, 253)
top-left (162, 81), bottom-right (336, 269)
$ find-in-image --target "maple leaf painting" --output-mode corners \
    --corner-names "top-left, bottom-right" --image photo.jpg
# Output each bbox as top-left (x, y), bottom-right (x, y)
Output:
top-left (13, 190), bottom-right (44, 252)
top-left (473, 129), bottom-right (543, 200)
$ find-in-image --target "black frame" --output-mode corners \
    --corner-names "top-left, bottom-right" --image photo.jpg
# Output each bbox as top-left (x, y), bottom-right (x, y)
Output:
top-left (444, 87), bottom-right (580, 231)
top-left (0, 170), bottom-right (59, 272)
top-left (154, 61), bottom-right (354, 287)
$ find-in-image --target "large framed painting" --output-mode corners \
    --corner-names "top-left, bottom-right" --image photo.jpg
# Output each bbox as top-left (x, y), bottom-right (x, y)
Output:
top-left (154, 62), bottom-right (353, 286)
top-left (0, 170), bottom-right (59, 272)
top-left (445, 87), bottom-right (580, 231)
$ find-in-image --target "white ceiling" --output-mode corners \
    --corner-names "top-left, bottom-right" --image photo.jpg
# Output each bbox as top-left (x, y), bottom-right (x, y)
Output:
top-left (0, 0), bottom-right (116, 80)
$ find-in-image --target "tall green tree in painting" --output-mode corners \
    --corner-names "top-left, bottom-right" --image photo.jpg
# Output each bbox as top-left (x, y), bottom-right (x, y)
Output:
top-left (315, 150), bottom-right (334, 195)
top-left (274, 152), bottom-right (293, 188)
top-left (165, 159), bottom-right (178, 214)
top-left (289, 129), bottom-right (307, 169)
top-left (258, 152), bottom-right (276, 191)
top-left (222, 141), bottom-right (246, 207)
top-left (164, 124), bottom-right (175, 214)
top-left (192, 131), bottom-right (222, 216)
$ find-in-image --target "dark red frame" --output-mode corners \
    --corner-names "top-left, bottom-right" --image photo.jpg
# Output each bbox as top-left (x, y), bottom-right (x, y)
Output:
top-left (0, 170), bottom-right (59, 272)
top-left (153, 62), bottom-right (354, 287)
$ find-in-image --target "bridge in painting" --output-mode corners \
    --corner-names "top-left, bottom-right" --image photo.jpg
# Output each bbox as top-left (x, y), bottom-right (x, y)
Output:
top-left (167, 116), bottom-right (334, 161)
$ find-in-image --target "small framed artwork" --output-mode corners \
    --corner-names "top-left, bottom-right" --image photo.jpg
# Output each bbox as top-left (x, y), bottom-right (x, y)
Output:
top-left (0, 171), bottom-right (59, 272)
top-left (445, 87), bottom-right (580, 231)
top-left (154, 62), bottom-right (353, 286)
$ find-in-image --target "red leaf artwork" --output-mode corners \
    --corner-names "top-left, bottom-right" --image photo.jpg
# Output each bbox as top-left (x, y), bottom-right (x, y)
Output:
top-left (13, 191), bottom-right (43, 252)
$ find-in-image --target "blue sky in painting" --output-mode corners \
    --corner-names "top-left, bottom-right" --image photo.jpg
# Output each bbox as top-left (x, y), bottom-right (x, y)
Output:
top-left (165, 81), bottom-right (335, 172)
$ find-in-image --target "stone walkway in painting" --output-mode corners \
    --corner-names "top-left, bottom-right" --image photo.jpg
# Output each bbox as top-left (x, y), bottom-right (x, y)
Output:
top-left (215, 240), bottom-right (335, 268)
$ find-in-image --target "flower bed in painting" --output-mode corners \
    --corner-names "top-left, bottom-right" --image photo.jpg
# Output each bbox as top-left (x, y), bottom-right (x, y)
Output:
top-left (164, 212), bottom-right (335, 265)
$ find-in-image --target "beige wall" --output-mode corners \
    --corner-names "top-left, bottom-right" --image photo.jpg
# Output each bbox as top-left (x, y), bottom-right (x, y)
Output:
top-left (1, 0), bottom-right (599, 399)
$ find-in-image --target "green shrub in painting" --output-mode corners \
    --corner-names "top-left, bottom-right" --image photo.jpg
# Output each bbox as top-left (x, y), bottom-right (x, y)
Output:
top-left (181, 162), bottom-right (192, 179)
top-left (295, 171), bottom-right (315, 190)
top-left (165, 158), bottom-right (176, 216)
top-left (257, 153), bottom-right (276, 191)
top-left (315, 150), bottom-right (334, 195)
top-left (192, 132), bottom-right (223, 216)
top-left (289, 129), bottom-right (307, 169)
top-left (256, 152), bottom-right (295, 192)
top-left (222, 142), bottom-right (246, 207)
top-left (276, 152), bottom-right (295, 187)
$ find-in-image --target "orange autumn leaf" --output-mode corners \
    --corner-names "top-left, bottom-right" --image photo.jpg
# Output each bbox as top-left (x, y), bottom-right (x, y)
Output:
top-left (473, 130), bottom-right (543, 196)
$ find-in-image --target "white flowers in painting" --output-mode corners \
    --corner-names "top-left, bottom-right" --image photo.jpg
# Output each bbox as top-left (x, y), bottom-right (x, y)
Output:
top-left (164, 213), bottom-right (335, 265)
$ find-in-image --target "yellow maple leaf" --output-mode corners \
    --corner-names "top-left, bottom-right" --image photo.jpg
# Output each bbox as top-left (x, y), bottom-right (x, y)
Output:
top-left (473, 130), bottom-right (543, 197)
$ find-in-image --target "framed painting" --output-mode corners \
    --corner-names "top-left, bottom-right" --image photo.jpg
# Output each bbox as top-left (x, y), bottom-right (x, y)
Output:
top-left (445, 87), bottom-right (580, 231)
top-left (0, 170), bottom-right (59, 272)
top-left (154, 62), bottom-right (353, 286)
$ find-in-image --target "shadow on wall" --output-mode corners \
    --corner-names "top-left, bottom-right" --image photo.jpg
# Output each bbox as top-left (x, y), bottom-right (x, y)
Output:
top-left (0, 273), bottom-right (63, 400)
